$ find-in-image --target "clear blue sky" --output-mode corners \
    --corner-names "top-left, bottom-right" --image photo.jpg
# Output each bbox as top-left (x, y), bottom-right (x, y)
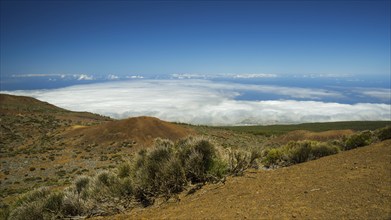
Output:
top-left (1, 0), bottom-right (390, 77)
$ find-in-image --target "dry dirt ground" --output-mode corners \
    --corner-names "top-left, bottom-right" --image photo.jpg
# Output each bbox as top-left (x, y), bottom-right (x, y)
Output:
top-left (104, 140), bottom-right (391, 219)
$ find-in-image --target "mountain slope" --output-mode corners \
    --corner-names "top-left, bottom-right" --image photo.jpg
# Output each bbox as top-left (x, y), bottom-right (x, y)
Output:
top-left (65, 116), bottom-right (194, 148)
top-left (107, 140), bottom-right (391, 219)
top-left (0, 94), bottom-right (194, 201)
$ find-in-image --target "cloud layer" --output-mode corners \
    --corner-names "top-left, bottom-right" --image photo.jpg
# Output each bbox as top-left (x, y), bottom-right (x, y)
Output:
top-left (4, 80), bottom-right (390, 125)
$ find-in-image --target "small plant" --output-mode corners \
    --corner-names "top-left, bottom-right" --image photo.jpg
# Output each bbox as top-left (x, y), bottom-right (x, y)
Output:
top-left (43, 192), bottom-right (64, 213)
top-left (208, 158), bottom-right (228, 181)
top-left (13, 187), bottom-right (50, 207)
top-left (117, 163), bottom-right (132, 178)
top-left (61, 191), bottom-right (87, 217)
top-left (262, 148), bottom-right (283, 167)
top-left (249, 148), bottom-right (262, 168)
top-left (287, 141), bottom-right (312, 164)
top-left (228, 150), bottom-right (249, 176)
top-left (74, 176), bottom-right (90, 195)
top-left (0, 204), bottom-right (10, 220)
top-left (311, 143), bottom-right (339, 159)
top-left (178, 138), bottom-right (219, 182)
top-left (118, 177), bottom-right (133, 196)
top-left (96, 171), bottom-right (111, 186)
top-left (9, 201), bottom-right (44, 220)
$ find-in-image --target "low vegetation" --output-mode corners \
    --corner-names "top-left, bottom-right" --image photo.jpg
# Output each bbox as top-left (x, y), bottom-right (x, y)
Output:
top-left (5, 137), bottom-right (254, 219)
top-left (3, 125), bottom-right (391, 219)
top-left (4, 125), bottom-right (391, 219)
top-left (221, 121), bottom-right (391, 136)
top-left (262, 126), bottom-right (391, 168)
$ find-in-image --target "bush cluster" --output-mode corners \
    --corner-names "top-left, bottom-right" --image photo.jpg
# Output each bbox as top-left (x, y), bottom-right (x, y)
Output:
top-left (262, 125), bottom-right (391, 168)
top-left (374, 126), bottom-right (391, 141)
top-left (8, 126), bottom-right (390, 219)
top-left (343, 126), bottom-right (391, 150)
top-left (262, 141), bottom-right (340, 167)
top-left (7, 137), bottom-right (234, 219)
top-left (343, 130), bottom-right (373, 150)
top-left (129, 137), bottom-right (228, 205)
top-left (7, 171), bottom-right (136, 220)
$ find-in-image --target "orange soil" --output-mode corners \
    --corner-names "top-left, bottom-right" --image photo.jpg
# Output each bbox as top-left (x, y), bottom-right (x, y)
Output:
top-left (105, 140), bottom-right (391, 219)
top-left (65, 116), bottom-right (195, 147)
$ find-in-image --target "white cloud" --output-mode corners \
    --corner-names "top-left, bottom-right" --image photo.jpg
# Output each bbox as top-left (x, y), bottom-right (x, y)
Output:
top-left (170, 73), bottom-right (278, 79)
top-left (126, 75), bottom-right (144, 79)
top-left (11, 74), bottom-right (67, 78)
top-left (3, 80), bottom-right (390, 125)
top-left (230, 73), bottom-right (277, 79)
top-left (76, 74), bottom-right (94, 80)
top-left (298, 73), bottom-right (353, 78)
top-left (355, 88), bottom-right (391, 102)
top-left (107, 74), bottom-right (119, 80)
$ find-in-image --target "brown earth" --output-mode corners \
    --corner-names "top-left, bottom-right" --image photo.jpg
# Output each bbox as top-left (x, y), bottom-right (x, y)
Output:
top-left (105, 140), bottom-right (391, 220)
top-left (65, 116), bottom-right (195, 149)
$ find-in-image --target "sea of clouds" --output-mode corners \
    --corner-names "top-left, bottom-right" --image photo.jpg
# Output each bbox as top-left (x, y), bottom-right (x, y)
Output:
top-left (4, 79), bottom-right (390, 125)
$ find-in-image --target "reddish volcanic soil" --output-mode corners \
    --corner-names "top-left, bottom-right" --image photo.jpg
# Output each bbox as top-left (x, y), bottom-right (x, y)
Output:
top-left (65, 116), bottom-right (195, 148)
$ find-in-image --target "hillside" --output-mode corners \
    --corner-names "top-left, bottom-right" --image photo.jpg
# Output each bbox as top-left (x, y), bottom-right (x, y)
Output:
top-left (65, 116), bottom-right (194, 149)
top-left (107, 140), bottom-right (391, 219)
top-left (1, 93), bottom-right (390, 219)
top-left (0, 94), bottom-right (194, 202)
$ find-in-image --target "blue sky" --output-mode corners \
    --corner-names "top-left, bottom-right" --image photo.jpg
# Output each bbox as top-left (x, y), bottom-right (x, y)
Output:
top-left (1, 0), bottom-right (390, 77)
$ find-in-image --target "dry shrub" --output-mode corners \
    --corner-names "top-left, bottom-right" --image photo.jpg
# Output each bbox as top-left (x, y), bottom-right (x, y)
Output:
top-left (8, 201), bottom-right (43, 220)
top-left (344, 131), bottom-right (373, 150)
top-left (262, 141), bottom-right (340, 167)
top-left (375, 126), bottom-right (391, 141)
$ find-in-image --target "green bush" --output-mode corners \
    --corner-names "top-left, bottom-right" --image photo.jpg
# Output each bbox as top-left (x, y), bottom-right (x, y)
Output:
top-left (7, 136), bottom-right (232, 216)
top-left (262, 141), bottom-right (340, 167)
top-left (287, 141), bottom-right (312, 164)
top-left (159, 157), bottom-right (186, 196)
top-left (262, 148), bottom-right (283, 167)
top-left (311, 143), bottom-right (339, 159)
top-left (9, 201), bottom-right (44, 220)
top-left (208, 158), bottom-right (228, 180)
top-left (344, 131), bottom-right (373, 150)
top-left (13, 187), bottom-right (50, 208)
top-left (183, 149), bottom-right (206, 182)
top-left (118, 177), bottom-right (134, 196)
top-left (61, 192), bottom-right (86, 217)
top-left (249, 148), bottom-right (262, 168)
top-left (178, 138), bottom-right (219, 182)
top-left (117, 163), bottom-right (131, 178)
top-left (96, 171), bottom-right (112, 187)
top-left (74, 176), bottom-right (90, 195)
top-left (153, 138), bottom-right (174, 148)
top-left (43, 192), bottom-right (64, 213)
top-left (375, 126), bottom-right (391, 141)
top-left (228, 150), bottom-right (249, 176)
top-left (8, 188), bottom-right (67, 220)
top-left (0, 205), bottom-right (10, 220)
top-left (132, 144), bottom-right (184, 202)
